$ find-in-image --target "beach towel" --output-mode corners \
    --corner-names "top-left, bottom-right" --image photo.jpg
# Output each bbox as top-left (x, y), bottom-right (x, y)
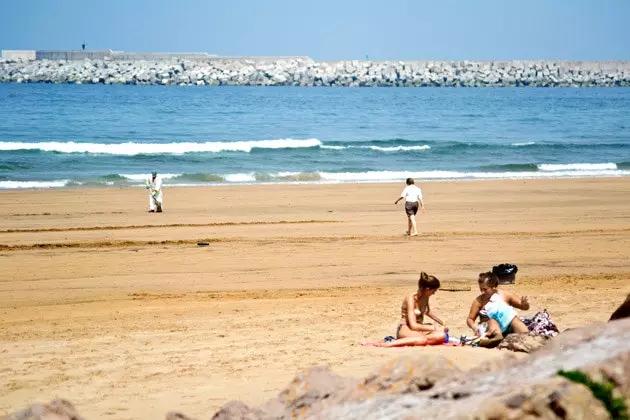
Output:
top-left (521, 310), bottom-right (559, 337)
top-left (384, 336), bottom-right (460, 346)
top-left (363, 336), bottom-right (454, 347)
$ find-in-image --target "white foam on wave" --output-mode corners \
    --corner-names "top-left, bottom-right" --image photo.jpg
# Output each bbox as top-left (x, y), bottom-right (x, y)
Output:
top-left (0, 139), bottom-right (322, 155)
top-left (538, 163), bottom-right (617, 171)
top-left (320, 144), bottom-right (431, 152)
top-left (0, 180), bottom-right (70, 189)
top-left (365, 145), bottom-right (431, 152)
top-left (318, 168), bottom-right (629, 183)
top-left (224, 173), bottom-right (257, 182)
top-left (119, 173), bottom-right (181, 181)
top-left (512, 142), bottom-right (535, 147)
top-left (3, 166), bottom-right (629, 189)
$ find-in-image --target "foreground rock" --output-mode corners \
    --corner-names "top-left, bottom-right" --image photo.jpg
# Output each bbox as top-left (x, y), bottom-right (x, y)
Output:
top-left (212, 319), bottom-right (630, 419)
top-left (5, 319), bottom-right (630, 419)
top-left (610, 293), bottom-right (630, 321)
top-left (1, 58), bottom-right (629, 87)
top-left (4, 399), bottom-right (84, 420)
top-left (497, 332), bottom-right (551, 353)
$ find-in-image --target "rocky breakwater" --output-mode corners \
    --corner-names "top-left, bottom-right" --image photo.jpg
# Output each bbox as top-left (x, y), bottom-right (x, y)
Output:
top-left (1, 57), bottom-right (630, 87)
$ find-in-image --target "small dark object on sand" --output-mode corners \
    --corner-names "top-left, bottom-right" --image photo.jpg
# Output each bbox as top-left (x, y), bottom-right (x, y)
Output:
top-left (440, 286), bottom-right (472, 292)
top-left (197, 242), bottom-right (210, 247)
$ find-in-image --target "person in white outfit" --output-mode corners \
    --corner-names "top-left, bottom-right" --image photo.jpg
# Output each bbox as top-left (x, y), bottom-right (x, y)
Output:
top-left (394, 178), bottom-right (424, 236)
top-left (146, 171), bottom-right (163, 213)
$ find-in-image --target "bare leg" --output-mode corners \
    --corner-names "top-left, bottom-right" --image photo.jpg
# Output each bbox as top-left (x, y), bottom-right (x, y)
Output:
top-left (425, 330), bottom-right (446, 345)
top-left (365, 332), bottom-right (446, 347)
top-left (409, 215), bottom-right (418, 236)
top-left (362, 324), bottom-right (445, 347)
top-left (475, 319), bottom-right (504, 348)
top-left (477, 332), bottom-right (504, 348)
top-left (406, 216), bottom-right (412, 235)
top-left (380, 336), bottom-right (428, 347)
top-left (510, 316), bottom-right (530, 334)
top-left (383, 330), bottom-right (445, 347)
top-left (487, 319), bottom-right (501, 334)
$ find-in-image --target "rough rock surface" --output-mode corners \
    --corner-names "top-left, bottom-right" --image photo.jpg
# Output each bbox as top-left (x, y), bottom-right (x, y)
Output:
top-left (497, 332), bottom-right (551, 353)
top-left (3, 399), bottom-right (84, 420)
top-left (211, 401), bottom-right (259, 420)
top-left (252, 354), bottom-right (462, 419)
top-left (359, 354), bottom-right (461, 395)
top-left (1, 58), bottom-right (629, 87)
top-left (321, 319), bottom-right (630, 419)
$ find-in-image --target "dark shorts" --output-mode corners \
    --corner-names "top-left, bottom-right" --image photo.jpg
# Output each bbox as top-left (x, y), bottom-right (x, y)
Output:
top-left (405, 201), bottom-right (419, 216)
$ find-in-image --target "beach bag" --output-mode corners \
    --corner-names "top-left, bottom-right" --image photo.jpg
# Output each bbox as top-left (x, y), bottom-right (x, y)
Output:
top-left (521, 310), bottom-right (559, 337)
top-left (492, 263), bottom-right (518, 284)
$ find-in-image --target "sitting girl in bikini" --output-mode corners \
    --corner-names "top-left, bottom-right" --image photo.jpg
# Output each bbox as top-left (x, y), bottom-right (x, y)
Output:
top-left (363, 272), bottom-right (446, 347)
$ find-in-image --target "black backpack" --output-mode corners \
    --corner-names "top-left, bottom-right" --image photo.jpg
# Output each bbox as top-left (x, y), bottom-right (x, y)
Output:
top-left (492, 263), bottom-right (518, 284)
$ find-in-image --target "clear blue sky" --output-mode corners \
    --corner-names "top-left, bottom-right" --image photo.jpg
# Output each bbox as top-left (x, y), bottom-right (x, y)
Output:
top-left (2, 0), bottom-right (629, 60)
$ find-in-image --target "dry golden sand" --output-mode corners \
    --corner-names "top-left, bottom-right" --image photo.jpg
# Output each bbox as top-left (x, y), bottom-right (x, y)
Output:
top-left (1, 178), bottom-right (629, 419)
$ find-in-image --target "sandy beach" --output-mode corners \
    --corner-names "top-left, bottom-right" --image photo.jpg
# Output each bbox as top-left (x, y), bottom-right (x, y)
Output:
top-left (1, 177), bottom-right (629, 419)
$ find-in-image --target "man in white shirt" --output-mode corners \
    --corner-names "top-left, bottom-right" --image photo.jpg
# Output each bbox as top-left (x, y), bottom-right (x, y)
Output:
top-left (146, 171), bottom-right (163, 213)
top-left (394, 178), bottom-right (424, 236)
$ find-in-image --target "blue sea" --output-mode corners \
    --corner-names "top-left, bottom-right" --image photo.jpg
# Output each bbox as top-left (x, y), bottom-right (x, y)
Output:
top-left (0, 84), bottom-right (629, 189)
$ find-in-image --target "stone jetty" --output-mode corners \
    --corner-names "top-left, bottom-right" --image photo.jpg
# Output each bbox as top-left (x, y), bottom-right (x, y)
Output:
top-left (1, 56), bottom-right (629, 87)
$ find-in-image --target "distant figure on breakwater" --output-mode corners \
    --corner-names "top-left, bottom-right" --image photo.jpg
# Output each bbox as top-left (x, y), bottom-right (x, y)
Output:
top-left (81, 42), bottom-right (86, 51)
top-left (146, 171), bottom-right (163, 213)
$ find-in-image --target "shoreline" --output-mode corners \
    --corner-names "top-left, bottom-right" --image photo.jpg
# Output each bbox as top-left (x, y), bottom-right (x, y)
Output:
top-left (2, 173), bottom-right (630, 190)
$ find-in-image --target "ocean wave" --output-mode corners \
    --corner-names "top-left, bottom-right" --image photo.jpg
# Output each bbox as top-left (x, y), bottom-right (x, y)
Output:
top-left (222, 172), bottom-right (322, 183)
top-left (2, 166), bottom-right (630, 189)
top-left (479, 163), bottom-right (539, 172)
top-left (118, 173), bottom-right (181, 181)
top-left (318, 168), bottom-right (629, 182)
top-left (365, 145), bottom-right (430, 152)
top-left (320, 144), bottom-right (431, 152)
top-left (0, 162), bottom-right (33, 171)
top-left (538, 163), bottom-right (617, 171)
top-left (172, 173), bottom-right (226, 183)
top-left (0, 180), bottom-right (70, 189)
top-left (2, 139), bottom-right (626, 158)
top-left (101, 174), bottom-right (128, 181)
top-left (271, 172), bottom-right (322, 182)
top-left (0, 139), bottom-right (322, 155)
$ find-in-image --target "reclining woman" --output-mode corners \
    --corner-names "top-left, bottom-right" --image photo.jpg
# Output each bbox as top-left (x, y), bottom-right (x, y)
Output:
top-left (465, 272), bottom-right (530, 347)
top-left (364, 272), bottom-right (446, 347)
